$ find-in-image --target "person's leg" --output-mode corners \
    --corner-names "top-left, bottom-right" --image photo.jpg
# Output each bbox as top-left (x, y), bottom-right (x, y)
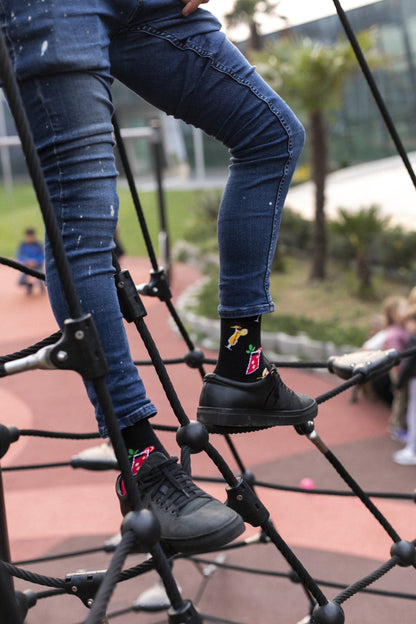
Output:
top-left (389, 369), bottom-right (408, 442)
top-left (110, 3), bottom-right (317, 432)
top-left (1, 0), bottom-right (158, 438)
top-left (407, 378), bottom-right (416, 454)
top-left (1, 0), bottom-right (244, 551)
top-left (18, 72), bottom-right (159, 438)
top-left (393, 377), bottom-right (416, 465)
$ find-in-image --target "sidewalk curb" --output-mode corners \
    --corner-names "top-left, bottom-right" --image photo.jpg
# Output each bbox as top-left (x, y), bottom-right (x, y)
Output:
top-left (173, 275), bottom-right (356, 362)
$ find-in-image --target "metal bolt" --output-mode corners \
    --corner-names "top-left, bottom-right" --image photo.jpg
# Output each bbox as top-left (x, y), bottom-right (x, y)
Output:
top-left (72, 586), bottom-right (78, 593)
top-left (56, 350), bottom-right (68, 362)
top-left (87, 598), bottom-right (94, 608)
top-left (75, 330), bottom-right (84, 340)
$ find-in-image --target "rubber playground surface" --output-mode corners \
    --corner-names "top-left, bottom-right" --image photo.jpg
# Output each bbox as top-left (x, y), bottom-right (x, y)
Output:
top-left (0, 256), bottom-right (415, 623)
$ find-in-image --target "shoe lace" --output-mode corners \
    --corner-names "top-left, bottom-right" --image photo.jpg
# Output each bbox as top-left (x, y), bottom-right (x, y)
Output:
top-left (140, 457), bottom-right (209, 513)
top-left (268, 364), bottom-right (295, 400)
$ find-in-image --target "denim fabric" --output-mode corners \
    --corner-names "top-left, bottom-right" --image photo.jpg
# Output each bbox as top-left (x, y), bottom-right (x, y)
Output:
top-left (0, 0), bottom-right (305, 435)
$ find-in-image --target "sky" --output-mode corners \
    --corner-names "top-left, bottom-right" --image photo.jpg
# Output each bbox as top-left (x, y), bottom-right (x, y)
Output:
top-left (205, 0), bottom-right (381, 38)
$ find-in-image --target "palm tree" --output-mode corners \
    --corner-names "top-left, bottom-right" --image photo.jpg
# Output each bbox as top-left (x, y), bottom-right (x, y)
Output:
top-left (255, 33), bottom-right (375, 280)
top-left (225, 0), bottom-right (284, 53)
top-left (332, 205), bottom-right (390, 299)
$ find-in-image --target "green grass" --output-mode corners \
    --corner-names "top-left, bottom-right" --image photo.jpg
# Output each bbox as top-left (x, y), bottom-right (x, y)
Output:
top-left (2, 182), bottom-right (411, 348)
top-left (191, 257), bottom-right (411, 347)
top-left (0, 183), bottom-right (200, 258)
top-left (0, 184), bottom-right (44, 256)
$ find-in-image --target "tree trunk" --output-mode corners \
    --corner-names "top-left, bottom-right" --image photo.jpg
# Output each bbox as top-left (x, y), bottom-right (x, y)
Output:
top-left (249, 21), bottom-right (263, 51)
top-left (356, 249), bottom-right (373, 297)
top-left (309, 110), bottom-right (328, 281)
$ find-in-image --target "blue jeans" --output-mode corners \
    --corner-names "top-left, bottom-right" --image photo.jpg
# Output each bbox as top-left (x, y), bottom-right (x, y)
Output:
top-left (0, 0), bottom-right (305, 436)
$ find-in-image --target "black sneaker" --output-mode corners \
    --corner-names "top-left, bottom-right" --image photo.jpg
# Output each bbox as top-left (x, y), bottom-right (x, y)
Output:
top-left (197, 366), bottom-right (317, 433)
top-left (116, 452), bottom-right (245, 554)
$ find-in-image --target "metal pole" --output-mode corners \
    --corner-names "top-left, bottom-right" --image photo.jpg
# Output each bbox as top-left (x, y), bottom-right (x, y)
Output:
top-left (150, 119), bottom-right (171, 284)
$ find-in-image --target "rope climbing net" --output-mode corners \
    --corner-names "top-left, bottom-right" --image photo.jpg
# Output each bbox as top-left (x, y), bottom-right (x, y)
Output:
top-left (0, 2), bottom-right (415, 623)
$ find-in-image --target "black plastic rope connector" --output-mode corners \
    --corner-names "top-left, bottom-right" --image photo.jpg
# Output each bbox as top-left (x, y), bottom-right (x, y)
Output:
top-left (115, 270), bottom-right (147, 322)
top-left (15, 590), bottom-right (37, 621)
top-left (327, 349), bottom-right (399, 381)
top-left (48, 314), bottom-right (109, 380)
top-left (226, 477), bottom-right (270, 527)
top-left (3, 315), bottom-right (108, 380)
top-left (64, 570), bottom-right (106, 608)
top-left (137, 268), bottom-right (172, 302)
top-left (168, 599), bottom-right (202, 624)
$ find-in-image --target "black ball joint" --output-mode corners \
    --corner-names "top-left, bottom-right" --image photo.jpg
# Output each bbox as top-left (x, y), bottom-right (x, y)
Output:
top-left (184, 349), bottom-right (205, 369)
top-left (176, 421), bottom-right (209, 454)
top-left (122, 509), bottom-right (161, 553)
top-left (390, 540), bottom-right (416, 567)
top-left (312, 601), bottom-right (345, 624)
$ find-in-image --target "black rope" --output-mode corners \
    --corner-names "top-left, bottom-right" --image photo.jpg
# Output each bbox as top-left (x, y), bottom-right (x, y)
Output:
top-left (0, 256), bottom-right (45, 281)
top-left (188, 555), bottom-right (416, 601)
top-left (4, 448), bottom-right (414, 502)
top-left (315, 372), bottom-right (364, 404)
top-left (262, 519), bottom-right (328, 606)
top-left (18, 429), bottom-right (99, 440)
top-left (0, 560), bottom-right (66, 591)
top-left (14, 546), bottom-right (107, 567)
top-left (1, 2), bottom-right (415, 619)
top-left (309, 433), bottom-right (402, 543)
top-left (35, 588), bottom-right (66, 601)
top-left (132, 317), bottom-right (191, 428)
top-left (334, 556), bottom-right (399, 606)
top-left (165, 297), bottom-right (206, 374)
top-left (6, 544), bottom-right (416, 608)
top-left (3, 462), bottom-right (70, 472)
top-left (332, 0), bottom-right (416, 188)
top-left (0, 332), bottom-right (61, 365)
top-left (0, 28), bottom-right (83, 320)
top-left (250, 478), bottom-right (415, 502)
top-left (84, 531), bottom-right (135, 624)
top-left (112, 114), bottom-right (159, 270)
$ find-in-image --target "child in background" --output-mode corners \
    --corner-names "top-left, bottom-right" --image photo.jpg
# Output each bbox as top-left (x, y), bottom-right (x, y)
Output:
top-left (393, 306), bottom-right (416, 465)
top-left (15, 227), bottom-right (45, 295)
top-left (359, 313), bottom-right (392, 406)
top-left (382, 295), bottom-right (410, 442)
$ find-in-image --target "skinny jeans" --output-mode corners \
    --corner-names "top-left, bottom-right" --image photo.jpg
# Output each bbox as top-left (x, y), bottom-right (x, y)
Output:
top-left (0, 0), bottom-right (305, 436)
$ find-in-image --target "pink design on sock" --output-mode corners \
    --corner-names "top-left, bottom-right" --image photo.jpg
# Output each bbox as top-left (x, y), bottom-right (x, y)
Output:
top-left (121, 445), bottom-right (155, 495)
top-left (246, 346), bottom-right (262, 375)
top-left (131, 445), bottom-right (155, 475)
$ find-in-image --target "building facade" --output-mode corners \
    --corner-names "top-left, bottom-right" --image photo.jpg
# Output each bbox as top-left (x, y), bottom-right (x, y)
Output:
top-left (1, 0), bottom-right (416, 179)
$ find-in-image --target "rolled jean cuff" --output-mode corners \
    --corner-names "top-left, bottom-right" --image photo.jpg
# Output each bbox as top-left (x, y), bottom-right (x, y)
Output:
top-left (218, 302), bottom-right (275, 319)
top-left (97, 403), bottom-right (158, 438)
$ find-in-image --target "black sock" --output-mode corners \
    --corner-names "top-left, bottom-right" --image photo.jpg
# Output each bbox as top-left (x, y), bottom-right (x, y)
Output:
top-left (121, 417), bottom-right (167, 474)
top-left (214, 316), bottom-right (269, 382)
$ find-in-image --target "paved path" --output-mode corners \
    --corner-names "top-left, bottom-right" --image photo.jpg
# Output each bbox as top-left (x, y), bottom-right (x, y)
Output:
top-left (157, 152), bottom-right (416, 230)
top-left (0, 257), bottom-right (415, 623)
top-left (287, 152), bottom-right (416, 230)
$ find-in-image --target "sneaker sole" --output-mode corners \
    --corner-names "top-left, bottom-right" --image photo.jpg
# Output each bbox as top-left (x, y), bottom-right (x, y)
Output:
top-left (197, 401), bottom-right (318, 433)
top-left (159, 514), bottom-right (245, 555)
